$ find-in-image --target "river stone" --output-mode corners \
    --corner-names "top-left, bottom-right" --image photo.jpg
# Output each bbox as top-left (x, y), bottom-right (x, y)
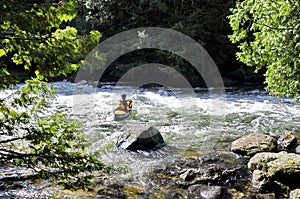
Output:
top-left (290, 189), bottom-right (300, 199)
top-left (248, 151), bottom-right (300, 189)
top-left (97, 184), bottom-right (126, 198)
top-left (295, 145), bottom-right (300, 154)
top-left (179, 168), bottom-right (196, 181)
top-left (256, 193), bottom-right (276, 199)
top-left (251, 169), bottom-right (270, 189)
top-left (277, 131), bottom-right (297, 150)
top-left (188, 184), bottom-right (223, 199)
top-left (116, 125), bottom-right (165, 151)
top-left (231, 133), bottom-right (277, 156)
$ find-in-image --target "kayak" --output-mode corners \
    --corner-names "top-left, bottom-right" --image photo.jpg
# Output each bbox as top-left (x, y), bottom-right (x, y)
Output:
top-left (114, 110), bottom-right (131, 121)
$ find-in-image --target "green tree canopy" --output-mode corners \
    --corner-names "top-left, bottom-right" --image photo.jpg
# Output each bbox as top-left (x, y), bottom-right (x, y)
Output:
top-left (0, 1), bottom-right (106, 184)
top-left (76, 0), bottom-right (261, 86)
top-left (0, 0), bottom-right (101, 87)
top-left (228, 0), bottom-right (300, 100)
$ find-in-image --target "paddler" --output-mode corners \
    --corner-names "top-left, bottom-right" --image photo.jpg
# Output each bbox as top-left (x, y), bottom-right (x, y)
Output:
top-left (116, 94), bottom-right (132, 113)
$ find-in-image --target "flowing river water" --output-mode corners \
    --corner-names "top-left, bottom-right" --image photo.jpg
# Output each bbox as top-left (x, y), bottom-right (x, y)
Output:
top-left (1, 81), bottom-right (300, 198)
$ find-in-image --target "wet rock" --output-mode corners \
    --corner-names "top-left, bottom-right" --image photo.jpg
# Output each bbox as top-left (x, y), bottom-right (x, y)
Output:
top-left (277, 131), bottom-right (297, 150)
top-left (192, 153), bottom-right (250, 186)
top-left (231, 133), bottom-right (277, 156)
top-left (290, 189), bottom-right (300, 199)
top-left (248, 151), bottom-right (300, 189)
top-left (151, 152), bottom-right (250, 196)
top-left (179, 169), bottom-right (196, 181)
top-left (163, 188), bottom-right (188, 199)
top-left (123, 185), bottom-right (145, 197)
top-left (116, 125), bottom-right (165, 151)
top-left (256, 193), bottom-right (276, 199)
top-left (188, 184), bottom-right (223, 199)
top-left (97, 184), bottom-right (126, 198)
top-left (295, 145), bottom-right (300, 154)
top-left (251, 170), bottom-right (270, 189)
top-left (226, 188), bottom-right (245, 198)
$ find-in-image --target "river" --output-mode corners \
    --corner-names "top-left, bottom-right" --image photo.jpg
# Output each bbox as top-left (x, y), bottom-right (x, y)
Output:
top-left (1, 81), bottom-right (300, 198)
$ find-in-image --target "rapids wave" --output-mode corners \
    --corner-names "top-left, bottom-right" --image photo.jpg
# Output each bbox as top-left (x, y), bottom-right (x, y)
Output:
top-left (1, 81), bottom-right (300, 198)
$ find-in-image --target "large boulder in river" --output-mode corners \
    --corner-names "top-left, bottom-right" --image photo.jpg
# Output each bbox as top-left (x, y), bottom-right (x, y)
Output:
top-left (231, 133), bottom-right (277, 156)
top-left (248, 151), bottom-right (300, 189)
top-left (116, 126), bottom-right (165, 151)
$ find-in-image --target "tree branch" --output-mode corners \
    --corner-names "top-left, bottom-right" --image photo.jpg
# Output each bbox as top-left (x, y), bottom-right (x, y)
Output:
top-left (0, 31), bottom-right (54, 41)
top-left (0, 148), bottom-right (33, 157)
top-left (0, 148), bottom-right (88, 161)
top-left (253, 20), bottom-right (295, 31)
top-left (0, 136), bottom-right (27, 144)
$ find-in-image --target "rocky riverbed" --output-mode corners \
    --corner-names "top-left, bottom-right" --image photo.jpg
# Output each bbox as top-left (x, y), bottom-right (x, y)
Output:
top-left (1, 82), bottom-right (300, 198)
top-left (233, 132), bottom-right (300, 198)
top-left (96, 131), bottom-right (300, 199)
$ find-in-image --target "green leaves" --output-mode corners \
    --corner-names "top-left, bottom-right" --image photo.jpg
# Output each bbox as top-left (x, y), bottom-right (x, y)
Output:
top-left (0, 20), bottom-right (10, 30)
top-left (228, 0), bottom-right (300, 101)
top-left (0, 1), bottom-right (106, 185)
top-left (0, 1), bottom-right (102, 87)
top-left (0, 78), bottom-right (105, 180)
top-left (78, 0), bottom-right (246, 85)
top-left (0, 49), bottom-right (6, 57)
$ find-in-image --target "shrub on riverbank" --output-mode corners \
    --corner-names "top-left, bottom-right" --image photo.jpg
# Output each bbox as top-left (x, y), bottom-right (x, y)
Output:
top-left (0, 77), bottom-right (107, 184)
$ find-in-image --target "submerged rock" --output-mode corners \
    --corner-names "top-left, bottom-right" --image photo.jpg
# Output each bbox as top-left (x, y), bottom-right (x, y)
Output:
top-left (116, 125), bottom-right (165, 151)
top-left (290, 189), bottom-right (300, 199)
top-left (97, 184), bottom-right (126, 198)
top-left (248, 151), bottom-right (300, 189)
top-left (95, 152), bottom-right (253, 198)
top-left (188, 184), bottom-right (223, 199)
top-left (256, 193), bottom-right (276, 199)
top-left (231, 133), bottom-right (277, 156)
top-left (151, 152), bottom-right (250, 195)
top-left (277, 131), bottom-right (297, 150)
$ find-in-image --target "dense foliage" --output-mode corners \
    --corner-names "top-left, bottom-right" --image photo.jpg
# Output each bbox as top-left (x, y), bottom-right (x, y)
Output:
top-left (228, 0), bottom-right (300, 100)
top-left (77, 0), bottom-right (263, 86)
top-left (0, 0), bottom-right (105, 182)
top-left (0, 0), bottom-right (102, 87)
top-left (0, 77), bottom-right (104, 179)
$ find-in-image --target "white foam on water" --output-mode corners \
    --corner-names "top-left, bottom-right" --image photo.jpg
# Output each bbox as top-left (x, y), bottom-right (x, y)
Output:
top-left (2, 81), bottom-right (300, 184)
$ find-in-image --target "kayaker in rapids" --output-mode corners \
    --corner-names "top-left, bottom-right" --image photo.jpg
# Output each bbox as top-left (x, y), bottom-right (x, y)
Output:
top-left (114, 94), bottom-right (132, 121)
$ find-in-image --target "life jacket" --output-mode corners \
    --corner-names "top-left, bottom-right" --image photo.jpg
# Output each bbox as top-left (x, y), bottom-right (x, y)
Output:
top-left (118, 99), bottom-right (132, 112)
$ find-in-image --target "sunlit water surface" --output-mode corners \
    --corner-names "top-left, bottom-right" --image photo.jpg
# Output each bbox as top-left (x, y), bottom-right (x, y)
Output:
top-left (1, 81), bottom-right (300, 198)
